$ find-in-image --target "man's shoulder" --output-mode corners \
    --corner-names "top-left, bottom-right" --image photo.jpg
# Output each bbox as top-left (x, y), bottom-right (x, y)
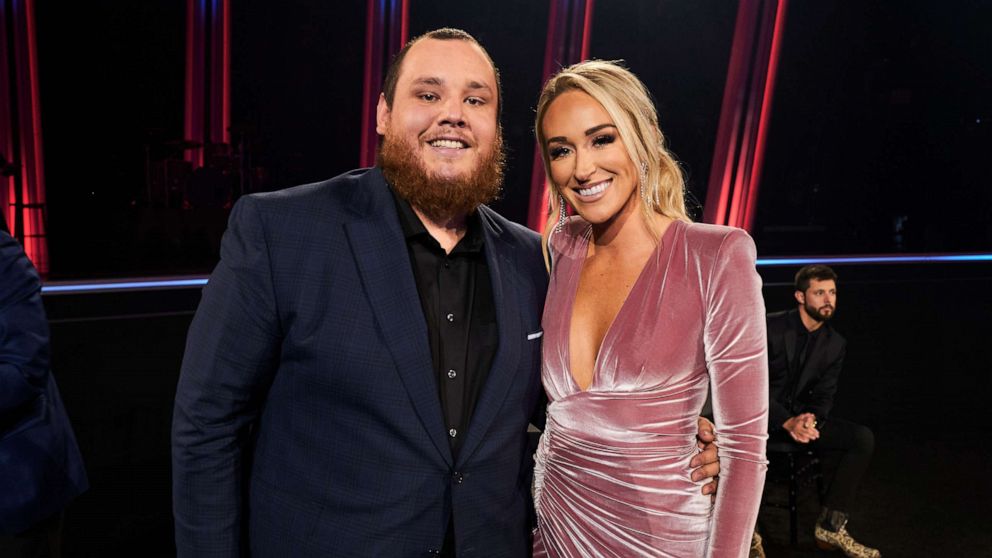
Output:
top-left (767, 309), bottom-right (794, 320)
top-left (246, 167), bottom-right (382, 211)
top-left (477, 205), bottom-right (541, 250)
top-left (766, 309), bottom-right (795, 331)
top-left (476, 206), bottom-right (546, 289)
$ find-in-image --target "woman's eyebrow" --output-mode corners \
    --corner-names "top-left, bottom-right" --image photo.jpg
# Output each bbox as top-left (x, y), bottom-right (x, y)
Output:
top-left (584, 123), bottom-right (615, 136)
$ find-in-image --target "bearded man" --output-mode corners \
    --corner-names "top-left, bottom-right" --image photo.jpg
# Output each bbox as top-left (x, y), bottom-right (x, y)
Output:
top-left (766, 264), bottom-right (880, 557)
top-left (172, 28), bottom-right (720, 558)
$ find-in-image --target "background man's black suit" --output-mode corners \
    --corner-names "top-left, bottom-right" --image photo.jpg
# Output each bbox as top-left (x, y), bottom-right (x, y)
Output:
top-left (766, 309), bottom-right (874, 514)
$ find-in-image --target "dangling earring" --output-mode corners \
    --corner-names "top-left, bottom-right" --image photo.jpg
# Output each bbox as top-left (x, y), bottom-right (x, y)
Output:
top-left (639, 162), bottom-right (649, 200)
top-left (556, 194), bottom-right (567, 233)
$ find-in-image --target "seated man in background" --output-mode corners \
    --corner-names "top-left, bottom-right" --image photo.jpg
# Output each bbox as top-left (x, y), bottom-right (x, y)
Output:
top-left (766, 264), bottom-right (880, 558)
top-left (0, 225), bottom-right (89, 557)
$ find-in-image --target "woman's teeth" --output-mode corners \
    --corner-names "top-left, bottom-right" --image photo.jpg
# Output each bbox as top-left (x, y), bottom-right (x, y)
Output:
top-left (578, 180), bottom-right (611, 196)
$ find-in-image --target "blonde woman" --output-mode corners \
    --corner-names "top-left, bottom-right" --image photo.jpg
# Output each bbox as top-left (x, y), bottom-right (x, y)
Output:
top-left (531, 60), bottom-right (768, 557)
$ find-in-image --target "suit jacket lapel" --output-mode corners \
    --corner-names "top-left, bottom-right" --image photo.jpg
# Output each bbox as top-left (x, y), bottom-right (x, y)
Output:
top-left (784, 315), bottom-right (798, 380)
top-left (457, 208), bottom-right (523, 465)
top-left (343, 171), bottom-right (452, 466)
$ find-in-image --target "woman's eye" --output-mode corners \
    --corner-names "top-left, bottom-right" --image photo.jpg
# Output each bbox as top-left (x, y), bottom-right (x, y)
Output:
top-left (549, 146), bottom-right (570, 160)
top-left (592, 134), bottom-right (616, 147)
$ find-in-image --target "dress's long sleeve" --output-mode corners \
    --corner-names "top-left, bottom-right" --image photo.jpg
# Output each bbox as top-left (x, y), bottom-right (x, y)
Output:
top-left (702, 229), bottom-right (768, 557)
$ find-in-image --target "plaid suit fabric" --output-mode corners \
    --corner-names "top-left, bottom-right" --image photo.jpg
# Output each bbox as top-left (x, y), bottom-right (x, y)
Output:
top-left (0, 231), bottom-right (88, 534)
top-left (173, 168), bottom-right (548, 557)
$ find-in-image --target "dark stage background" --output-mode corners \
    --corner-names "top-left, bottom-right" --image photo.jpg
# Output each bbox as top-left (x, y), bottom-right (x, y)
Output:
top-left (32, 0), bottom-right (991, 278)
top-left (754, 2), bottom-right (992, 255)
top-left (15, 0), bottom-right (992, 556)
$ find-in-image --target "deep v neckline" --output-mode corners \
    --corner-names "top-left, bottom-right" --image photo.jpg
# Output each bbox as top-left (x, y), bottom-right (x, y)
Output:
top-left (563, 220), bottom-right (680, 393)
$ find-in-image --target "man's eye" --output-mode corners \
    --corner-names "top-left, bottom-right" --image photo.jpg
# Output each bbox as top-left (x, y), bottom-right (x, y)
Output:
top-left (420, 93), bottom-right (438, 102)
top-left (549, 146), bottom-right (571, 160)
top-left (466, 97), bottom-right (485, 106)
top-left (592, 134), bottom-right (616, 147)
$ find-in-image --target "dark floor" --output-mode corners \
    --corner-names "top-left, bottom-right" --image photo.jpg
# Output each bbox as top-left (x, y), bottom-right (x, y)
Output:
top-left (757, 429), bottom-right (991, 557)
top-left (57, 430), bottom-right (990, 557)
top-left (45, 265), bottom-right (992, 557)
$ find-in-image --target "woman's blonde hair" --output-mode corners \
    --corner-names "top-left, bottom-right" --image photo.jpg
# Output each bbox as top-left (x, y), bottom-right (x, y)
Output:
top-left (535, 60), bottom-right (689, 266)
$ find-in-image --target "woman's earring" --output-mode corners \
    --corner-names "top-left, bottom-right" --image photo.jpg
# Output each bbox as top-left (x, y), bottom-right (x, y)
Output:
top-left (556, 194), bottom-right (567, 233)
top-left (640, 162), bottom-right (649, 199)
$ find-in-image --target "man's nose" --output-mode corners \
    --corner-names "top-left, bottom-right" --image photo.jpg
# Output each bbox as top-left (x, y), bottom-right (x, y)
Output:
top-left (439, 98), bottom-right (466, 128)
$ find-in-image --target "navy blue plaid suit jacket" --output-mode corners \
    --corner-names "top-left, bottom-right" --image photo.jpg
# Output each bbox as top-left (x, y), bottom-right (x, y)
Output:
top-left (173, 167), bottom-right (548, 557)
top-left (0, 231), bottom-right (88, 534)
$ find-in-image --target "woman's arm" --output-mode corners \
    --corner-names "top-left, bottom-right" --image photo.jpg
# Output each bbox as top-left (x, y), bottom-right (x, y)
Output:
top-left (702, 229), bottom-right (769, 557)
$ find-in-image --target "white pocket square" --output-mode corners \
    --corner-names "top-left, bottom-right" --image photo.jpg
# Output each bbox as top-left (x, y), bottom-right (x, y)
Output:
top-left (527, 330), bottom-right (544, 341)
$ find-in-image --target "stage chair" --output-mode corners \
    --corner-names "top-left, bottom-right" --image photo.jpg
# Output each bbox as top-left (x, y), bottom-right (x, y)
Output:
top-left (763, 439), bottom-right (824, 546)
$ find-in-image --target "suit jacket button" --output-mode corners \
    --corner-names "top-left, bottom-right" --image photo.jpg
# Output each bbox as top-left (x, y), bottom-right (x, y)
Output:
top-left (453, 472), bottom-right (464, 484)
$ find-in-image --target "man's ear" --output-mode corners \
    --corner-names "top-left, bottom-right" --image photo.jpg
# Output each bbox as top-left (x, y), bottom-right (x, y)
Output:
top-left (794, 290), bottom-right (805, 305)
top-left (376, 93), bottom-right (390, 135)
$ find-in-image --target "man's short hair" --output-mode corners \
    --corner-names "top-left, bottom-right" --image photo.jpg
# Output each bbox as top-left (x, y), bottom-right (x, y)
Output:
top-left (794, 264), bottom-right (838, 293)
top-left (380, 27), bottom-right (502, 121)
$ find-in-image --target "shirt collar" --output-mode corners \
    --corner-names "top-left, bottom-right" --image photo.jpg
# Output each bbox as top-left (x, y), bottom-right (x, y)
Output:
top-left (388, 186), bottom-right (485, 253)
top-left (794, 308), bottom-right (826, 337)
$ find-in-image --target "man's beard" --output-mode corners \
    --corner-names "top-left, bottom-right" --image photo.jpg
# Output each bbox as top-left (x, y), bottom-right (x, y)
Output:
top-left (805, 301), bottom-right (834, 322)
top-left (378, 131), bottom-right (504, 223)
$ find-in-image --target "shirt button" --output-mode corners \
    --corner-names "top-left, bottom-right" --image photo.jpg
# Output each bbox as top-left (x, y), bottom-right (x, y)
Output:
top-left (447, 369), bottom-right (457, 379)
top-left (448, 428), bottom-right (458, 438)
top-left (446, 313), bottom-right (455, 322)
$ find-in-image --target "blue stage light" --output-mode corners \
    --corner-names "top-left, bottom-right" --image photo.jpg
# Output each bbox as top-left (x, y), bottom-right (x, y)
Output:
top-left (42, 278), bottom-right (209, 294)
top-left (40, 253), bottom-right (992, 293)
top-left (756, 254), bottom-right (992, 266)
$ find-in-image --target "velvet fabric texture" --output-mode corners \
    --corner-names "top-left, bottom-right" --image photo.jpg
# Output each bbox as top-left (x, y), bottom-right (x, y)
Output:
top-left (533, 218), bottom-right (768, 557)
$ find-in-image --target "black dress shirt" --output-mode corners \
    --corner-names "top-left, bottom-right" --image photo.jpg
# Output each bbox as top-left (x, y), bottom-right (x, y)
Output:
top-left (390, 189), bottom-right (498, 458)
top-left (787, 311), bottom-right (823, 404)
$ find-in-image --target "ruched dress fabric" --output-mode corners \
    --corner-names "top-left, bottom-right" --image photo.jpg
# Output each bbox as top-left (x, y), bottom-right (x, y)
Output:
top-left (532, 218), bottom-right (768, 558)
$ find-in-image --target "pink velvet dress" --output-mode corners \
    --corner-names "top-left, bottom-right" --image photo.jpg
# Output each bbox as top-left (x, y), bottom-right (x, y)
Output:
top-left (532, 218), bottom-right (768, 558)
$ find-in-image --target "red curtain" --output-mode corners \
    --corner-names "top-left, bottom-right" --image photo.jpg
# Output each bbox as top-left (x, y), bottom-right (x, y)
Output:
top-left (1, 0), bottom-right (48, 272)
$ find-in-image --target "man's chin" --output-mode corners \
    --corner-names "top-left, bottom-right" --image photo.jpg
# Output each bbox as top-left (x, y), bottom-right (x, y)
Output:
top-left (423, 161), bottom-right (478, 181)
top-left (427, 170), bottom-right (470, 183)
top-left (380, 130), bottom-right (505, 221)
